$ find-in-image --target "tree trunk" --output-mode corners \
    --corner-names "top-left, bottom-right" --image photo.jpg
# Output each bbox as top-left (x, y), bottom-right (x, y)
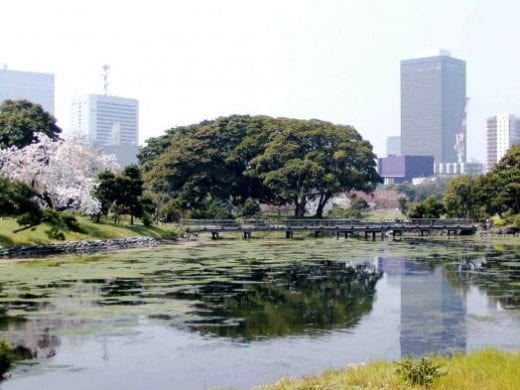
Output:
top-left (294, 197), bottom-right (306, 218)
top-left (130, 214), bottom-right (134, 225)
top-left (315, 193), bottom-right (331, 219)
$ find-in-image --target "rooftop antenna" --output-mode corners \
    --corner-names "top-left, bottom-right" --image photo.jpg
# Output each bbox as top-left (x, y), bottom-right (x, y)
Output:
top-left (101, 65), bottom-right (110, 95)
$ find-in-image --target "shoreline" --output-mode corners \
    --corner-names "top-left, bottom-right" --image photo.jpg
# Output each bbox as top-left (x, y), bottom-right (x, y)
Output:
top-left (0, 235), bottom-right (198, 261)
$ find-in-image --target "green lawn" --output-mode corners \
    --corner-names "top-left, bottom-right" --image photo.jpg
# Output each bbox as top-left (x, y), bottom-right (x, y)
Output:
top-left (0, 216), bottom-right (179, 246)
top-left (259, 348), bottom-right (520, 390)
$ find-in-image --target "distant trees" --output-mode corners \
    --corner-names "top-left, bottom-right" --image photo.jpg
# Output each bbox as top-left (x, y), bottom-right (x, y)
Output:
top-left (443, 176), bottom-right (485, 218)
top-left (328, 194), bottom-right (370, 219)
top-left (398, 145), bottom-right (520, 221)
top-left (0, 100), bottom-right (61, 149)
top-left (394, 177), bottom-right (452, 202)
top-left (140, 115), bottom-right (381, 218)
top-left (493, 145), bottom-right (520, 214)
top-left (440, 146), bottom-right (520, 219)
top-left (407, 196), bottom-right (445, 219)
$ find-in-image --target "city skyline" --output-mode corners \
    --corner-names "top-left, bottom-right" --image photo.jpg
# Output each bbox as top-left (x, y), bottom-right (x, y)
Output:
top-left (1, 1), bottom-right (520, 162)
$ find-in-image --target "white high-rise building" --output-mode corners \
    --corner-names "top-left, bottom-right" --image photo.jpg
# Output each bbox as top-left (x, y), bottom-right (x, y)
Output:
top-left (486, 114), bottom-right (520, 172)
top-left (0, 65), bottom-right (55, 114)
top-left (71, 94), bottom-right (139, 166)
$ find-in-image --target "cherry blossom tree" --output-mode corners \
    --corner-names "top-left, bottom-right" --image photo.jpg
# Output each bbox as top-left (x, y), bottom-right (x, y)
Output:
top-left (0, 133), bottom-right (119, 215)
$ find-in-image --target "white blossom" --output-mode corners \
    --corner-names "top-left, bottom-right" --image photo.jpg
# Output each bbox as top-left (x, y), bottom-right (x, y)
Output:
top-left (0, 133), bottom-right (119, 215)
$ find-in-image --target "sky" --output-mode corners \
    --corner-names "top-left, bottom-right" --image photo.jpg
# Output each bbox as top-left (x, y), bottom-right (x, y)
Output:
top-left (1, 0), bottom-right (519, 161)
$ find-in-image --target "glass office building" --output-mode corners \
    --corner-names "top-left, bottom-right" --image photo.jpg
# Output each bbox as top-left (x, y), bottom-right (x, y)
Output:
top-left (401, 50), bottom-right (466, 163)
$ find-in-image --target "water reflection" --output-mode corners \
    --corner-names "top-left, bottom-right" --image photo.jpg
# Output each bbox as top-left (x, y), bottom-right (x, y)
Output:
top-left (0, 240), bottom-right (519, 370)
top-left (379, 258), bottom-right (467, 356)
top-left (175, 261), bottom-right (382, 339)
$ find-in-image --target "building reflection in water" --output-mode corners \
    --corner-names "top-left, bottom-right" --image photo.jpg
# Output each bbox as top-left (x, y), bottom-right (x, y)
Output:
top-left (377, 257), bottom-right (466, 357)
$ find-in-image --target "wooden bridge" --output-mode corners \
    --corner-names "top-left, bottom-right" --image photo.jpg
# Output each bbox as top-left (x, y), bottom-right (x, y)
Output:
top-left (181, 219), bottom-right (477, 239)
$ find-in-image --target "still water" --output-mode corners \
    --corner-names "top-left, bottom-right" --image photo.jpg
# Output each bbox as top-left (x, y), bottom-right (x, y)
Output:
top-left (0, 237), bottom-right (519, 389)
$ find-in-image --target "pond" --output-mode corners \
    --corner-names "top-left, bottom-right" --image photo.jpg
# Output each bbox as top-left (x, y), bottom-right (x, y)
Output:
top-left (0, 236), bottom-right (519, 389)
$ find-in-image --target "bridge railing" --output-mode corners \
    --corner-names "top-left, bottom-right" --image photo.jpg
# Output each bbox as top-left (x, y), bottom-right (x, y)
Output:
top-left (181, 218), bottom-right (474, 230)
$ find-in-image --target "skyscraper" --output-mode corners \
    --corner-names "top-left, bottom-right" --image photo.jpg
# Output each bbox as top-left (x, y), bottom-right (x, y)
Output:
top-left (400, 49), bottom-right (466, 164)
top-left (0, 65), bottom-right (55, 114)
top-left (486, 114), bottom-right (520, 172)
top-left (71, 94), bottom-right (139, 166)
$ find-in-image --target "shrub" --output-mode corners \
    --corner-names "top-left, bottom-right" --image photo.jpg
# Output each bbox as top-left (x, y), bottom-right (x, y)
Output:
top-left (396, 356), bottom-right (445, 386)
top-left (141, 212), bottom-right (152, 227)
top-left (240, 199), bottom-right (261, 218)
top-left (159, 200), bottom-right (182, 223)
top-left (0, 338), bottom-right (14, 377)
top-left (510, 214), bottom-right (520, 227)
top-left (494, 218), bottom-right (507, 227)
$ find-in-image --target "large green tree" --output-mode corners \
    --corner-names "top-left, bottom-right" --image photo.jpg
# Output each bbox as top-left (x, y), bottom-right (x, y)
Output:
top-left (247, 119), bottom-right (380, 217)
top-left (492, 145), bottom-right (520, 214)
top-left (0, 100), bottom-right (61, 149)
top-left (140, 115), bottom-right (380, 218)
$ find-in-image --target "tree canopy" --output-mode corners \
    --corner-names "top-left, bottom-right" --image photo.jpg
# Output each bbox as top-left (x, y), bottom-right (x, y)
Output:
top-left (0, 100), bottom-right (61, 149)
top-left (493, 145), bottom-right (520, 214)
top-left (140, 115), bottom-right (380, 217)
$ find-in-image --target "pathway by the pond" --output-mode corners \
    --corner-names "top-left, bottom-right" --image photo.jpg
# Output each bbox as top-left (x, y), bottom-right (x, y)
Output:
top-left (0, 237), bottom-right (519, 389)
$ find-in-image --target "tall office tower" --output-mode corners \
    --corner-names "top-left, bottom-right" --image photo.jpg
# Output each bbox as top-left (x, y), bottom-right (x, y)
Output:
top-left (0, 65), bottom-right (55, 115)
top-left (386, 136), bottom-right (401, 156)
top-left (486, 114), bottom-right (520, 172)
top-left (71, 94), bottom-right (139, 166)
top-left (401, 49), bottom-right (466, 164)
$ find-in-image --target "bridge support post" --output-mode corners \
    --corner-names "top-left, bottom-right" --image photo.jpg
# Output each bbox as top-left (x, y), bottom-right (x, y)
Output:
top-left (314, 231), bottom-right (320, 238)
top-left (285, 231), bottom-right (293, 239)
top-left (381, 231), bottom-right (384, 240)
top-left (344, 232), bottom-right (348, 239)
top-left (243, 231), bottom-right (251, 239)
top-left (372, 232), bottom-right (376, 241)
top-left (211, 232), bottom-right (219, 240)
top-left (364, 231), bottom-right (368, 239)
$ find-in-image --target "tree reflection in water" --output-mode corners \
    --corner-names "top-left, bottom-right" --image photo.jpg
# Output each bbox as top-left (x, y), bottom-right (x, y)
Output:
top-left (172, 261), bottom-right (382, 340)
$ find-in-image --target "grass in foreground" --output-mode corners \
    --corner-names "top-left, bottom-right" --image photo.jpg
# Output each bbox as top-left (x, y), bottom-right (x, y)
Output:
top-left (0, 216), bottom-right (178, 246)
top-left (258, 349), bottom-right (520, 390)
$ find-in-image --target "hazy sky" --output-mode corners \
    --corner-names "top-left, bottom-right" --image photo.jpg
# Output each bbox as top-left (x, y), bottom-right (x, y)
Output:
top-left (1, 0), bottom-right (519, 161)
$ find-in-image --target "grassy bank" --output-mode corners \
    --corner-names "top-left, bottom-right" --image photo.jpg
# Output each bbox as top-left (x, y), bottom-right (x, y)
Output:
top-left (259, 349), bottom-right (520, 390)
top-left (0, 216), bottom-right (179, 246)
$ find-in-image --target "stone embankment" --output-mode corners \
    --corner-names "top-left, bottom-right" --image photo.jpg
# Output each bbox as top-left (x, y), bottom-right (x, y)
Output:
top-left (0, 237), bottom-right (176, 259)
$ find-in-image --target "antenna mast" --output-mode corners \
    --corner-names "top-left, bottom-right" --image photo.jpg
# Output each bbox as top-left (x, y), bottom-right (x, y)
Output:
top-left (101, 65), bottom-right (110, 95)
